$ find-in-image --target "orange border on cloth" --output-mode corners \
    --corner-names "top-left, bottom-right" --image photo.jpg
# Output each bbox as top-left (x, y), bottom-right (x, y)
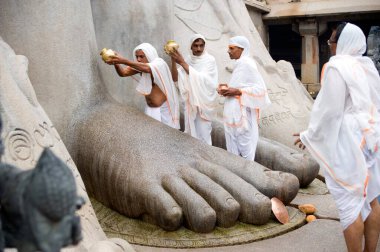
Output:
top-left (305, 141), bottom-right (368, 196)
top-left (152, 65), bottom-right (179, 125)
top-left (223, 96), bottom-right (261, 128)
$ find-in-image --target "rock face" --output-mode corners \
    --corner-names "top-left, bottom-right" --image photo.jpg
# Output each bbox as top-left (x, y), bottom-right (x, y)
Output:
top-left (0, 37), bottom-right (132, 251)
top-left (93, 0), bottom-right (314, 148)
top-left (173, 1), bottom-right (313, 148)
top-left (0, 0), bottom-right (318, 248)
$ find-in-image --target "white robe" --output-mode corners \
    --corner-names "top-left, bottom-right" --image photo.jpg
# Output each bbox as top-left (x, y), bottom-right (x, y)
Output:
top-left (300, 23), bottom-right (380, 230)
top-left (133, 43), bottom-right (180, 129)
top-left (177, 35), bottom-right (218, 144)
top-left (224, 54), bottom-right (270, 161)
top-left (177, 53), bottom-right (218, 143)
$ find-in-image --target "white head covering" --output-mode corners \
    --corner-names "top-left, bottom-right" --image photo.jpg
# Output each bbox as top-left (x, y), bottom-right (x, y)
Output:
top-left (189, 34), bottom-right (206, 48)
top-left (229, 36), bottom-right (250, 57)
top-left (336, 23), bottom-right (367, 57)
top-left (133, 43), bottom-right (159, 63)
top-left (189, 34), bottom-right (206, 56)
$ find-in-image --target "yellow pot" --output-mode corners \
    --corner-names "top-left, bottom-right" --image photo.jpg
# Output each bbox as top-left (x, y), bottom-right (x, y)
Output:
top-left (100, 48), bottom-right (115, 62)
top-left (164, 40), bottom-right (179, 55)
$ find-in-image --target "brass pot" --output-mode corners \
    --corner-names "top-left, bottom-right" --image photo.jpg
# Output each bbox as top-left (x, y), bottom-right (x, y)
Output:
top-left (164, 40), bottom-right (179, 55)
top-left (100, 48), bottom-right (115, 62)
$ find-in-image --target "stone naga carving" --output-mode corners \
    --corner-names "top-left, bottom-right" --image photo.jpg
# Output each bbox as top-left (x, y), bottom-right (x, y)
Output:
top-left (0, 0), bottom-right (318, 237)
top-left (0, 117), bottom-right (83, 252)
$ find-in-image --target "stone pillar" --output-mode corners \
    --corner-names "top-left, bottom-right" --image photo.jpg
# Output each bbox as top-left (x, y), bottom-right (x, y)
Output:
top-left (299, 19), bottom-right (319, 86)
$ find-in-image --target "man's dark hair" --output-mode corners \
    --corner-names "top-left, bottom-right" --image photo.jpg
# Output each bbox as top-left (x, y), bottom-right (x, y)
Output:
top-left (335, 22), bottom-right (347, 43)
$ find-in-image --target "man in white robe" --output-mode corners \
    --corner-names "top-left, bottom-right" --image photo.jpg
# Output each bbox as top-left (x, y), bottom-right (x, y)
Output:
top-left (170, 34), bottom-right (218, 145)
top-left (218, 36), bottom-right (270, 161)
top-left (295, 23), bottom-right (380, 252)
top-left (106, 43), bottom-right (180, 129)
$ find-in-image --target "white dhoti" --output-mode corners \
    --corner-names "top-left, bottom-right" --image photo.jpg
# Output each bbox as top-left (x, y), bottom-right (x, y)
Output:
top-left (144, 102), bottom-right (172, 126)
top-left (184, 107), bottom-right (212, 145)
top-left (324, 144), bottom-right (380, 230)
top-left (223, 37), bottom-right (270, 161)
top-left (159, 102), bottom-right (173, 127)
top-left (300, 23), bottom-right (380, 230)
top-left (225, 108), bottom-right (258, 161)
top-left (144, 106), bottom-right (161, 121)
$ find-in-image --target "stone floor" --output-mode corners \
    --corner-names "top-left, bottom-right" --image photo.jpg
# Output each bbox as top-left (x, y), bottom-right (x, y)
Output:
top-left (132, 219), bottom-right (380, 252)
top-left (127, 180), bottom-right (380, 252)
top-left (132, 220), bottom-right (346, 252)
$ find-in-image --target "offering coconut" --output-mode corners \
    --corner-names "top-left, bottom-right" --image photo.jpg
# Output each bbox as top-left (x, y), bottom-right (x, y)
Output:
top-left (164, 40), bottom-right (179, 55)
top-left (100, 48), bottom-right (115, 62)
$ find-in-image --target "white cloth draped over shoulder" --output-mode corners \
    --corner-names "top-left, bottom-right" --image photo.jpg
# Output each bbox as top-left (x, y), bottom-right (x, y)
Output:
top-left (177, 34), bottom-right (218, 138)
top-left (300, 23), bottom-right (380, 229)
top-left (133, 43), bottom-right (180, 129)
top-left (224, 36), bottom-right (270, 134)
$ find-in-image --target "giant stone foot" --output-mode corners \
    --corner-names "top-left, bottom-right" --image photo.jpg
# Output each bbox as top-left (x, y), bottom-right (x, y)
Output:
top-left (73, 103), bottom-right (300, 233)
top-left (255, 137), bottom-right (320, 187)
top-left (212, 122), bottom-right (320, 187)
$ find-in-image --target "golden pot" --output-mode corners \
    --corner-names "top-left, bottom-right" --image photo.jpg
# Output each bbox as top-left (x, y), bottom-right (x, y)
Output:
top-left (164, 40), bottom-right (179, 55)
top-left (100, 48), bottom-right (115, 62)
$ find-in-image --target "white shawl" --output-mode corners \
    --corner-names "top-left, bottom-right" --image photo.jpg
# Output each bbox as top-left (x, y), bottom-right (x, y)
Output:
top-left (301, 23), bottom-right (380, 195)
top-left (133, 43), bottom-right (180, 129)
top-left (177, 34), bottom-right (218, 135)
top-left (224, 36), bottom-right (271, 132)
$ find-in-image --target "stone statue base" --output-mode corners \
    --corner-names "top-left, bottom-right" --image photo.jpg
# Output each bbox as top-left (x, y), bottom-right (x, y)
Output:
top-left (91, 198), bottom-right (305, 248)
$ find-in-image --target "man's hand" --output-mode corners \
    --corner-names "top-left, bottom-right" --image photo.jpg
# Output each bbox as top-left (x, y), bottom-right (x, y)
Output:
top-left (293, 133), bottom-right (306, 150)
top-left (218, 87), bottom-right (242, 97)
top-left (170, 49), bottom-right (186, 65)
top-left (171, 49), bottom-right (189, 75)
top-left (105, 52), bottom-right (126, 65)
top-left (217, 84), bottom-right (228, 95)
